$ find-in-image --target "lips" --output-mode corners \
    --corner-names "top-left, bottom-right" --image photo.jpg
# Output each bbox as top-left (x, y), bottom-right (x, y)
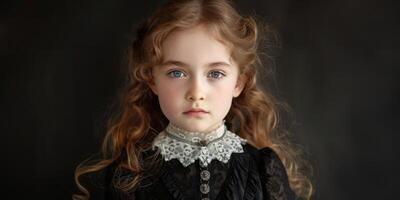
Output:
top-left (183, 108), bottom-right (209, 114)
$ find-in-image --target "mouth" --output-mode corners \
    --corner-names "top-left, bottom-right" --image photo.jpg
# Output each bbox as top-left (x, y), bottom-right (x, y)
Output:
top-left (183, 108), bottom-right (209, 116)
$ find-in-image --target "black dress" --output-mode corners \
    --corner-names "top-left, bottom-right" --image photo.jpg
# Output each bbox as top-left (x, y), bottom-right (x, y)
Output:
top-left (87, 144), bottom-right (296, 200)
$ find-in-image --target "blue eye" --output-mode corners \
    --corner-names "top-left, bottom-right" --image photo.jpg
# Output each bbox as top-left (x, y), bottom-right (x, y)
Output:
top-left (208, 71), bottom-right (225, 79)
top-left (167, 70), bottom-right (186, 78)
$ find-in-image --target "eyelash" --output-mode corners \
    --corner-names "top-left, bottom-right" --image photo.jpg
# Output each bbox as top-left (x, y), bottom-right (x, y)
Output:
top-left (209, 71), bottom-right (226, 79)
top-left (167, 70), bottom-right (186, 78)
top-left (167, 70), bottom-right (226, 79)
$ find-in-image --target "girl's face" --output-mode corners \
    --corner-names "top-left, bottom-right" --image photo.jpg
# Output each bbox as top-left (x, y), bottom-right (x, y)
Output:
top-left (149, 25), bottom-right (245, 133)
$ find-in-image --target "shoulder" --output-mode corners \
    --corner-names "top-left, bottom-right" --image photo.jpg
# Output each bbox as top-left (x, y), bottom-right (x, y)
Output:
top-left (242, 143), bottom-right (281, 163)
top-left (243, 143), bottom-right (297, 200)
top-left (242, 143), bottom-right (283, 166)
top-left (241, 144), bottom-right (288, 180)
top-left (256, 146), bottom-right (288, 179)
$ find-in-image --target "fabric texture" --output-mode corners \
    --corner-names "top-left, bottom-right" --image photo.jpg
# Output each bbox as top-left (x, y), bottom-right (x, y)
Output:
top-left (152, 122), bottom-right (247, 167)
top-left (84, 122), bottom-right (296, 200)
top-left (163, 121), bottom-right (227, 141)
top-left (87, 144), bottom-right (296, 200)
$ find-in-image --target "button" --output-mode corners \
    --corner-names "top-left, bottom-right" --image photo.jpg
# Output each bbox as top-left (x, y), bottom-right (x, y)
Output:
top-left (200, 170), bottom-right (210, 181)
top-left (200, 183), bottom-right (210, 194)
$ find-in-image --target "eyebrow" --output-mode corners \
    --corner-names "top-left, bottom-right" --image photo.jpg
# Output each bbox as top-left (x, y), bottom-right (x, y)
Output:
top-left (160, 60), bottom-right (231, 68)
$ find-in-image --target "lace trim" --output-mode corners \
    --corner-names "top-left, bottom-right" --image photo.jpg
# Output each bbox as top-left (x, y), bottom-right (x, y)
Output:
top-left (152, 124), bottom-right (247, 167)
top-left (166, 120), bottom-right (226, 142)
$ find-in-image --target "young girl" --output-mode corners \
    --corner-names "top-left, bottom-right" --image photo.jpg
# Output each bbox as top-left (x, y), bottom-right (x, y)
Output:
top-left (73, 0), bottom-right (314, 199)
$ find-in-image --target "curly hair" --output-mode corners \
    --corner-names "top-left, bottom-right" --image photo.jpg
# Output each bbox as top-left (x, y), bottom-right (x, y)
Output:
top-left (73, 0), bottom-right (314, 199)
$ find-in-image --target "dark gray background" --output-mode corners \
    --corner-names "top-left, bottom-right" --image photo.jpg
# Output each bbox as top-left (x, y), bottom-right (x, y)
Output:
top-left (1, 0), bottom-right (399, 199)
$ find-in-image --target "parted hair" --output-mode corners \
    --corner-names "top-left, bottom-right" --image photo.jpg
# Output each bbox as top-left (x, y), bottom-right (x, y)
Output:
top-left (73, 0), bottom-right (314, 199)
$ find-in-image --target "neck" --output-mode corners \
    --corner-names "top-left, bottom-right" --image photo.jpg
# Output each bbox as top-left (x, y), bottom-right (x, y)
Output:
top-left (165, 120), bottom-right (226, 141)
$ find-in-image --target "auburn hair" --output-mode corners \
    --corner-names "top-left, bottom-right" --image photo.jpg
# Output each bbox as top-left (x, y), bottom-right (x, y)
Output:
top-left (73, 0), bottom-right (314, 199)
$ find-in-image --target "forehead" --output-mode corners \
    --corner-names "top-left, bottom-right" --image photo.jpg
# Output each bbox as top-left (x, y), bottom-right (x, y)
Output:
top-left (161, 25), bottom-right (234, 65)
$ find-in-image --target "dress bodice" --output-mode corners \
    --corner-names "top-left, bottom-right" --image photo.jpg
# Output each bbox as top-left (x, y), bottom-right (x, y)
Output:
top-left (89, 144), bottom-right (296, 200)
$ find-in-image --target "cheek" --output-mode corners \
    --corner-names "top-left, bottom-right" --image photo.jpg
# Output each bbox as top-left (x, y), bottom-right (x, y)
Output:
top-left (156, 82), bottom-right (184, 117)
top-left (210, 80), bottom-right (236, 112)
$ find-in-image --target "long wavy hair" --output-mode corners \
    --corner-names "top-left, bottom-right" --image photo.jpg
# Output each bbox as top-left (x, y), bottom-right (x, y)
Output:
top-left (73, 0), bottom-right (314, 199)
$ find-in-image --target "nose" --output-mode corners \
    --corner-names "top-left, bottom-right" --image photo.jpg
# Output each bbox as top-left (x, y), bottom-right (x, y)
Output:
top-left (185, 76), bottom-right (205, 102)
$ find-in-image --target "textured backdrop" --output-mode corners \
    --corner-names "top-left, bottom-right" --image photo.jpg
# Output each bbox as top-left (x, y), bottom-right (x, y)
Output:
top-left (1, 0), bottom-right (399, 199)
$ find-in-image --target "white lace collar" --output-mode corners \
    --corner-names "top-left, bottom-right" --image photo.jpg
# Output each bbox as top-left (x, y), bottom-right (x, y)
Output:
top-left (152, 121), bottom-right (247, 167)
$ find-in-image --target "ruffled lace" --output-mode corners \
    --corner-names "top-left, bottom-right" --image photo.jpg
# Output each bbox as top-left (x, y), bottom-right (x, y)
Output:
top-left (152, 122), bottom-right (247, 167)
